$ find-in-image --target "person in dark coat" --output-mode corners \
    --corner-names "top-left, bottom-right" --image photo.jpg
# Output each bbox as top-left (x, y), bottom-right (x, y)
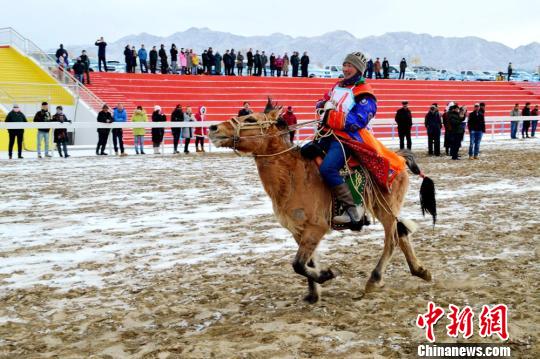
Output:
top-left (202, 50), bottom-right (208, 73)
top-left (291, 52), bottom-right (300, 77)
top-left (269, 53), bottom-right (276, 76)
top-left (448, 105), bottom-right (465, 160)
top-left (80, 50), bottom-right (91, 84)
top-left (300, 52), bottom-right (309, 77)
top-left (395, 101), bottom-right (413, 150)
top-left (365, 59), bottom-right (374, 79)
top-left (424, 104), bottom-right (442, 156)
top-left (5, 104), bottom-right (27, 159)
top-left (261, 51), bottom-right (268, 76)
top-left (214, 51), bottom-right (222, 75)
top-left (152, 105), bottom-right (166, 154)
top-left (230, 49), bottom-right (237, 75)
top-left (95, 37), bottom-right (108, 72)
top-left (531, 104), bottom-right (539, 137)
top-left (382, 57), bottom-right (390, 79)
top-left (149, 46), bottom-right (158, 74)
top-left (158, 45), bottom-right (168, 74)
top-left (254, 50), bottom-right (262, 76)
top-left (246, 48), bottom-right (254, 76)
top-left (223, 50), bottom-right (231, 75)
top-left (507, 62), bottom-right (513, 81)
top-left (206, 47), bottom-right (215, 74)
top-left (55, 44), bottom-right (68, 67)
top-left (52, 106), bottom-right (71, 158)
top-left (521, 102), bottom-right (531, 138)
top-left (170, 44), bottom-right (179, 74)
top-left (399, 58), bottom-right (407, 79)
top-left (171, 104), bottom-right (184, 154)
top-left (124, 45), bottom-right (132, 73)
top-left (96, 104), bottom-right (112, 155)
top-left (238, 102), bottom-right (253, 117)
top-left (34, 101), bottom-right (52, 158)
top-left (72, 57), bottom-right (85, 83)
top-left (467, 103), bottom-right (486, 159)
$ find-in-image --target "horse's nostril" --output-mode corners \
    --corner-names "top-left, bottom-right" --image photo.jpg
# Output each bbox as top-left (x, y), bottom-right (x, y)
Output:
top-left (209, 125), bottom-right (218, 131)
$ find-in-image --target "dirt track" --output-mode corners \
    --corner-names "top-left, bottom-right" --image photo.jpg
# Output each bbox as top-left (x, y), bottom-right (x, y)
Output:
top-left (0, 141), bottom-right (538, 358)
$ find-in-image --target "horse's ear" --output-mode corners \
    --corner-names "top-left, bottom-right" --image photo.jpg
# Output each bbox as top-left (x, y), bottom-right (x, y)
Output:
top-left (268, 107), bottom-right (282, 120)
top-left (264, 97), bottom-right (274, 114)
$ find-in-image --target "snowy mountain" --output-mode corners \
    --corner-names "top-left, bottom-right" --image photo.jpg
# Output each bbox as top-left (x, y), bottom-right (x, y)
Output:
top-left (59, 28), bottom-right (539, 71)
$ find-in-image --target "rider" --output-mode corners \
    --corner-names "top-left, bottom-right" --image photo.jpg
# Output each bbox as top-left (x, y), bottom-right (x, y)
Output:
top-left (304, 52), bottom-right (378, 228)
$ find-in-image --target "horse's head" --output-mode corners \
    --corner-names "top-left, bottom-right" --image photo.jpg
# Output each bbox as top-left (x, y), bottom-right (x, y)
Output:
top-left (209, 98), bottom-right (288, 154)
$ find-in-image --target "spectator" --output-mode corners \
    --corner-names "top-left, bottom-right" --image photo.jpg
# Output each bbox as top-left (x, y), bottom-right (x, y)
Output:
top-left (171, 104), bottom-right (184, 154)
top-left (399, 58), bottom-right (407, 79)
top-left (5, 104), bottom-right (26, 159)
top-left (96, 104), bottom-right (112, 155)
top-left (283, 53), bottom-right (290, 77)
top-left (170, 44), bottom-right (179, 74)
top-left (34, 101), bottom-right (52, 158)
top-left (365, 58), bottom-right (374, 79)
top-left (80, 50), bottom-right (91, 84)
top-left (275, 55), bottom-right (284, 77)
top-left (442, 104), bottom-right (451, 155)
top-left (238, 102), bottom-right (253, 116)
top-left (458, 105), bottom-right (468, 146)
top-left (132, 106), bottom-right (147, 155)
top-left (282, 106), bottom-right (297, 143)
top-left (131, 46), bottom-right (138, 73)
top-left (214, 51), bottom-right (222, 75)
top-left (269, 52), bottom-right (276, 76)
top-left (182, 107), bottom-right (195, 154)
top-left (230, 49), bottom-right (236, 75)
top-left (448, 105), bottom-right (465, 160)
top-left (72, 57), bottom-right (85, 83)
top-left (236, 51), bottom-right (244, 76)
top-left (179, 48), bottom-right (187, 74)
top-left (207, 47), bottom-right (215, 74)
top-left (194, 106), bottom-right (207, 152)
top-left (191, 50), bottom-right (199, 74)
top-left (510, 103), bottom-right (520, 139)
top-left (479, 102), bottom-right (486, 115)
top-left (52, 106), bottom-right (71, 158)
top-left (95, 37), bottom-right (108, 72)
top-left (149, 46), bottom-right (158, 74)
top-left (124, 45), bottom-right (132, 73)
top-left (55, 44), bottom-right (68, 67)
top-left (151, 105), bottom-right (166, 154)
top-left (300, 52), bottom-right (309, 77)
top-left (247, 48), bottom-right (254, 76)
top-left (223, 50), bottom-right (232, 75)
top-left (261, 51), bottom-right (268, 76)
top-left (57, 53), bottom-right (67, 82)
top-left (159, 44), bottom-right (168, 74)
top-left (138, 45), bottom-right (148, 73)
top-left (521, 102), bottom-right (531, 138)
top-left (395, 101), bottom-right (413, 150)
top-left (507, 62), bottom-right (513, 81)
top-left (112, 103), bottom-right (127, 156)
top-left (374, 58), bottom-right (382, 79)
top-left (254, 50), bottom-right (262, 76)
top-left (467, 103), bottom-right (486, 159)
top-left (291, 51), bottom-right (299, 77)
top-left (424, 103), bottom-right (442, 156)
top-left (186, 49), bottom-right (193, 75)
top-left (202, 50), bottom-right (209, 73)
top-left (531, 104), bottom-right (539, 137)
top-left (382, 57), bottom-right (390, 79)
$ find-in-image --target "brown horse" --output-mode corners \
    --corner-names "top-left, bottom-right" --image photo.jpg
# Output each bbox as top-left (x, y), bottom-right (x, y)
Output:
top-left (208, 100), bottom-right (436, 303)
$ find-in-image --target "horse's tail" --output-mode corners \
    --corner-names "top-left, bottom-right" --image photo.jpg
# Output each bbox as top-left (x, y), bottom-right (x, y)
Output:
top-left (398, 150), bottom-right (437, 226)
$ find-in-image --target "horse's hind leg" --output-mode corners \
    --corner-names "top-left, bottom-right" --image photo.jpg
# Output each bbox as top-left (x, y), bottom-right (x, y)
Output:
top-left (397, 221), bottom-right (432, 281)
top-left (365, 212), bottom-right (396, 293)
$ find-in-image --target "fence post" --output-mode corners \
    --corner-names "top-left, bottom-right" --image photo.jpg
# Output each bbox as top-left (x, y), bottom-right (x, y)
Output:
top-left (491, 121), bottom-right (495, 140)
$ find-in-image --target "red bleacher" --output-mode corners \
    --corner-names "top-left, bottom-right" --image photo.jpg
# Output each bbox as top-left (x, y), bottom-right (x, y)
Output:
top-left (87, 73), bottom-right (540, 144)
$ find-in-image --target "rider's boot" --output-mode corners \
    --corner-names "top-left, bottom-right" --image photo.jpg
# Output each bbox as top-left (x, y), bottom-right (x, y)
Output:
top-left (331, 183), bottom-right (365, 231)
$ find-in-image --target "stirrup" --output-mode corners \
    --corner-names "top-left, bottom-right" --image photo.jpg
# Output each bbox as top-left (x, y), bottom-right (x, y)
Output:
top-left (333, 205), bottom-right (365, 224)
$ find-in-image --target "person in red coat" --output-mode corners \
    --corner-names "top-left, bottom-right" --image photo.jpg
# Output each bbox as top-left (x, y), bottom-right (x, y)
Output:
top-left (282, 106), bottom-right (297, 143)
top-left (194, 106), bottom-right (208, 152)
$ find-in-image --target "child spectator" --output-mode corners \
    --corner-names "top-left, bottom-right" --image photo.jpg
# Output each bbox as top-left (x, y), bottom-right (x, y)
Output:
top-left (182, 107), bottom-right (195, 154)
top-left (151, 105), bottom-right (166, 154)
top-left (132, 106), bottom-right (147, 154)
top-left (194, 106), bottom-right (207, 152)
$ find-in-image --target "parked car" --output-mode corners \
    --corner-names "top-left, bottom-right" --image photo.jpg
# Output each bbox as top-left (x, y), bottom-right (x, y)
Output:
top-left (387, 66), bottom-right (417, 80)
top-left (323, 65), bottom-right (344, 78)
top-left (460, 70), bottom-right (491, 81)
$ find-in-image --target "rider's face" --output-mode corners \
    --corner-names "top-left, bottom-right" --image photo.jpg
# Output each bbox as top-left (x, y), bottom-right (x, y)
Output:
top-left (342, 63), bottom-right (358, 79)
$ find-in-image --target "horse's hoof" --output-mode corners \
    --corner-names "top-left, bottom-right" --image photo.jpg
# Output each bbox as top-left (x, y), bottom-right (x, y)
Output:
top-left (317, 268), bottom-right (340, 284)
top-left (364, 279), bottom-right (385, 294)
top-left (303, 293), bottom-right (319, 304)
top-left (413, 268), bottom-right (432, 282)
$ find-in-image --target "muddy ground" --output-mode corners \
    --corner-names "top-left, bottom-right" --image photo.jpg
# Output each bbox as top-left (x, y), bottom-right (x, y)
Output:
top-left (0, 141), bottom-right (538, 358)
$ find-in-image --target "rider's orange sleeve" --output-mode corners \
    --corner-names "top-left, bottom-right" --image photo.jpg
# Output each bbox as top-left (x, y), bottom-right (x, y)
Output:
top-left (326, 110), bottom-right (346, 130)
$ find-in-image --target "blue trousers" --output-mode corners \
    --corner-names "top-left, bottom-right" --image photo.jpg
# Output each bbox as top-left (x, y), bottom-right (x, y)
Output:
top-left (510, 121), bottom-right (518, 139)
top-left (532, 120), bottom-right (538, 137)
top-left (468, 131), bottom-right (483, 157)
top-left (317, 137), bottom-right (348, 187)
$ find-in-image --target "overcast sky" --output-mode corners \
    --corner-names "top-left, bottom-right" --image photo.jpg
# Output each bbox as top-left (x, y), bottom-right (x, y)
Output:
top-left (2, 0), bottom-right (538, 49)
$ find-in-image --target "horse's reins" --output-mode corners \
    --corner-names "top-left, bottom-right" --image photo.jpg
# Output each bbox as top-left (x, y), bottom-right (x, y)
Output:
top-left (228, 115), bottom-right (320, 157)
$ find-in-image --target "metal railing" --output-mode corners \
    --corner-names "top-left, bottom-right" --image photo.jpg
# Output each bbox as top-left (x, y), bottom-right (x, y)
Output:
top-left (0, 27), bottom-right (105, 113)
